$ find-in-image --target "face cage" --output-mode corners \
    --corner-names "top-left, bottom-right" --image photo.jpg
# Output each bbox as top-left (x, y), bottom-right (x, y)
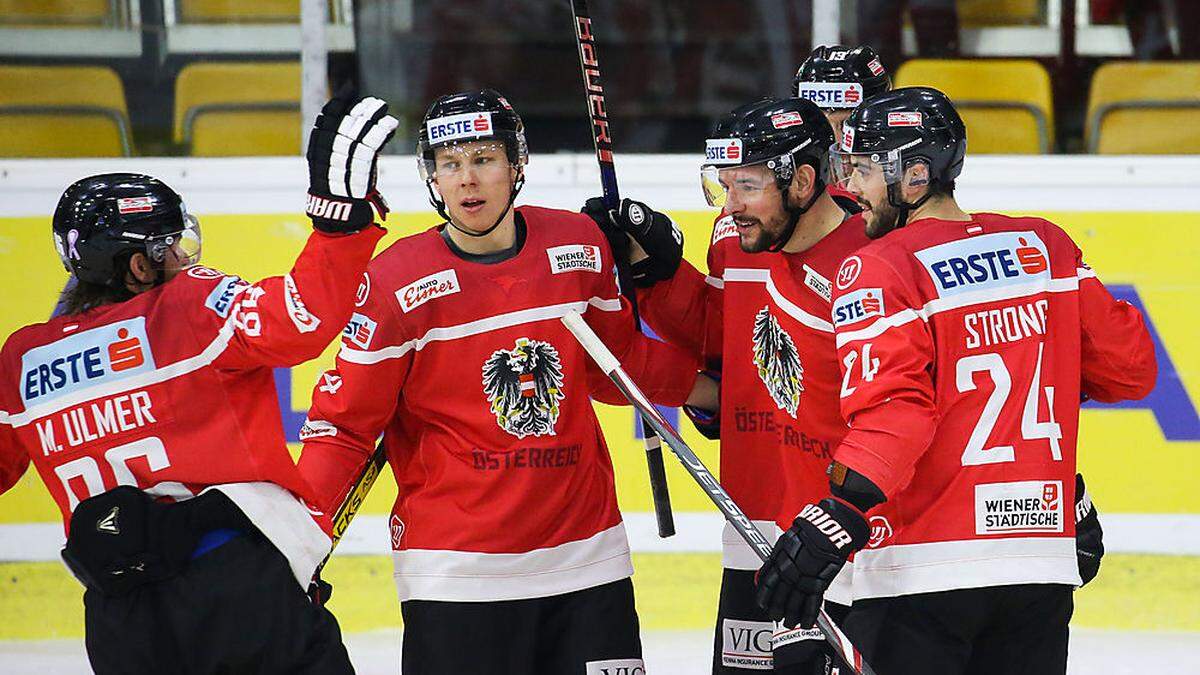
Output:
top-left (699, 153), bottom-right (795, 208)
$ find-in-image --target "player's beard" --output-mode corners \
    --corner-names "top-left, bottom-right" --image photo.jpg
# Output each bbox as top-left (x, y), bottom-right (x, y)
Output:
top-left (864, 197), bottom-right (902, 240)
top-left (736, 212), bottom-right (790, 253)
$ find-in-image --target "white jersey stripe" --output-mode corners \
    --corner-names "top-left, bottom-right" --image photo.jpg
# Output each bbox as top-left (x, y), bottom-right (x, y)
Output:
top-left (3, 313), bottom-right (240, 428)
top-left (340, 296), bottom-right (624, 365)
top-left (724, 267), bottom-right (834, 333)
top-left (836, 273), bottom-right (1086, 348)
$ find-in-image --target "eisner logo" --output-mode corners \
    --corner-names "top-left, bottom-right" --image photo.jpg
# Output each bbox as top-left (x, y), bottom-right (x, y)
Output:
top-left (705, 137), bottom-right (743, 164)
top-left (20, 318), bottom-right (156, 405)
top-left (721, 619), bottom-right (773, 670)
top-left (585, 659), bottom-right (646, 675)
top-left (283, 274), bottom-right (321, 333)
top-left (975, 480), bottom-right (1063, 535)
top-left (832, 287), bottom-right (884, 326)
top-left (116, 196), bottom-right (154, 214)
top-left (770, 111), bottom-right (805, 129)
top-left (915, 231), bottom-right (1050, 298)
top-left (711, 215), bottom-right (738, 244)
top-left (547, 244), bottom-right (602, 274)
top-left (397, 269), bottom-right (460, 313)
top-left (797, 82), bottom-right (863, 109)
top-left (887, 111), bottom-right (922, 127)
top-left (342, 312), bottom-right (378, 349)
top-left (425, 111), bottom-right (493, 144)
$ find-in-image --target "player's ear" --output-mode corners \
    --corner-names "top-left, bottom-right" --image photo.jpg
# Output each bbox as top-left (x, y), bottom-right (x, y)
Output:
top-left (791, 163), bottom-right (817, 203)
top-left (901, 162), bottom-right (931, 202)
top-left (126, 252), bottom-right (156, 288)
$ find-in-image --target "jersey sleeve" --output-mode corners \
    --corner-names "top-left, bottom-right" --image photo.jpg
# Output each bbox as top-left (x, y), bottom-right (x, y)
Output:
top-left (0, 346), bottom-right (30, 496)
top-left (193, 226), bottom-right (385, 371)
top-left (586, 238), bottom-right (701, 408)
top-left (636, 216), bottom-right (728, 367)
top-left (830, 252), bottom-right (938, 499)
top-left (1075, 255), bottom-right (1157, 402)
top-left (297, 269), bottom-right (410, 515)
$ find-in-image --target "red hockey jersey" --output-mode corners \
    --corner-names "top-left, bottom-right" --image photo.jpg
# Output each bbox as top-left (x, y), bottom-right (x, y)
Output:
top-left (640, 210), bottom-right (870, 587)
top-left (831, 213), bottom-right (1156, 599)
top-left (298, 206), bottom-right (699, 603)
top-left (0, 227), bottom-right (385, 588)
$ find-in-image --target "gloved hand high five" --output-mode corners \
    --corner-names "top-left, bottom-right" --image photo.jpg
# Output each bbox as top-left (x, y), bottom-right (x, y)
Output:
top-left (582, 197), bottom-right (683, 287)
top-left (755, 497), bottom-right (869, 629)
top-left (306, 93), bottom-right (399, 233)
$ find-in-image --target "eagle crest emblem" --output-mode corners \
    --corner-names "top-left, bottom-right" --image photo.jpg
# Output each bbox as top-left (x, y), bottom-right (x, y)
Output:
top-left (482, 337), bottom-right (566, 438)
top-left (751, 307), bottom-right (803, 418)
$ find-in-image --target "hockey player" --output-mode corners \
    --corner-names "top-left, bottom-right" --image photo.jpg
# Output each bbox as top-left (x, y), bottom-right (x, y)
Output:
top-left (796, 45), bottom-right (1107, 588)
top-left (296, 89), bottom-right (706, 675)
top-left (755, 87), bottom-right (1157, 674)
top-left (794, 44), bottom-right (891, 147)
top-left (0, 93), bottom-right (397, 674)
top-left (589, 97), bottom-right (869, 674)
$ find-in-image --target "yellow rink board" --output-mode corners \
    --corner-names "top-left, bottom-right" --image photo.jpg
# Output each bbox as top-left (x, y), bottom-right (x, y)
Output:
top-left (0, 210), bottom-right (1197, 639)
top-left (1, 553), bottom-right (1198, 641)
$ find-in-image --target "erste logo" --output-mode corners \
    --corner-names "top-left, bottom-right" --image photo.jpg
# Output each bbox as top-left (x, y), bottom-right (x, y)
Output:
top-left (425, 111), bottom-right (494, 144)
top-left (20, 318), bottom-right (156, 405)
top-left (833, 287), bottom-right (885, 326)
top-left (796, 82), bottom-right (864, 110)
top-left (705, 138), bottom-right (743, 164)
top-left (915, 231), bottom-right (1051, 297)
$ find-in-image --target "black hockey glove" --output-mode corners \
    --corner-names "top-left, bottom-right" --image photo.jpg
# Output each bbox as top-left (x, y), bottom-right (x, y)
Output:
top-left (306, 93), bottom-right (398, 234)
top-left (682, 370), bottom-right (721, 440)
top-left (582, 197), bottom-right (683, 287)
top-left (1075, 473), bottom-right (1104, 586)
top-left (756, 498), bottom-right (869, 629)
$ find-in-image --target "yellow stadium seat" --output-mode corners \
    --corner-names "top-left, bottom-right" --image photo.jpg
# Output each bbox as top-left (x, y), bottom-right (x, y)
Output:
top-left (957, 0), bottom-right (1042, 27)
top-left (895, 59), bottom-right (1053, 154)
top-left (174, 61), bottom-right (302, 156)
top-left (0, 65), bottom-right (131, 157)
top-left (0, 0), bottom-right (110, 25)
top-left (1087, 62), bottom-right (1200, 154)
top-left (178, 0), bottom-right (301, 23)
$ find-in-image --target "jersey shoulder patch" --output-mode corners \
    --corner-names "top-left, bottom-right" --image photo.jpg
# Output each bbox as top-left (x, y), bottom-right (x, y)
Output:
top-left (711, 215), bottom-right (738, 245)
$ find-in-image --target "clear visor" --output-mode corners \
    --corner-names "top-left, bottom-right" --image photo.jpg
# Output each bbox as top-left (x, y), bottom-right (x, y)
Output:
top-left (699, 159), bottom-right (781, 208)
top-left (146, 214), bottom-right (202, 270)
top-left (417, 139), bottom-right (525, 183)
top-left (829, 147), bottom-right (903, 190)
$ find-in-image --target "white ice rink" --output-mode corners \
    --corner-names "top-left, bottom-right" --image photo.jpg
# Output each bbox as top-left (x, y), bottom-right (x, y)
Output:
top-left (3, 628), bottom-right (1198, 674)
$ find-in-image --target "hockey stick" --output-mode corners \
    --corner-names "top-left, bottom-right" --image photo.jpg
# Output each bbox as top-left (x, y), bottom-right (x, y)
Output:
top-left (314, 442), bottom-right (387, 577)
top-left (560, 311), bottom-right (876, 675)
top-left (570, 0), bottom-right (675, 539)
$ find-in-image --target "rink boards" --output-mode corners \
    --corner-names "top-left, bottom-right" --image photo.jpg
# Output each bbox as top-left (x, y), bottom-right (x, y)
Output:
top-left (0, 156), bottom-right (1197, 638)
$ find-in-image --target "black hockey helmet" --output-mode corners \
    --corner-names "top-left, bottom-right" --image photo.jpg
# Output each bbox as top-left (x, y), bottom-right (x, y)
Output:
top-left (416, 89), bottom-right (528, 236)
top-left (831, 87), bottom-right (966, 233)
top-left (701, 97), bottom-right (835, 252)
top-left (794, 45), bottom-right (891, 110)
top-left (52, 173), bottom-right (201, 287)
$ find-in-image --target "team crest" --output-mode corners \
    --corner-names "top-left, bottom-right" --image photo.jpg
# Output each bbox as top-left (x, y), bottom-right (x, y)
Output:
top-left (751, 307), bottom-right (803, 418)
top-left (482, 338), bottom-right (566, 439)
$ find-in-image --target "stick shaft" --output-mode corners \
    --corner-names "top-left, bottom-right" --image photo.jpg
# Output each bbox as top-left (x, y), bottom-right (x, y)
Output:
top-left (560, 311), bottom-right (874, 675)
top-left (315, 442), bottom-right (387, 577)
top-left (570, 0), bottom-right (674, 538)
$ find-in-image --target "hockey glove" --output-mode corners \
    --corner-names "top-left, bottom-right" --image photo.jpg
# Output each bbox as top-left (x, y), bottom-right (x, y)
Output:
top-left (306, 93), bottom-right (399, 234)
top-left (1075, 473), bottom-right (1104, 586)
top-left (582, 197), bottom-right (683, 287)
top-left (756, 498), bottom-right (869, 629)
top-left (682, 370), bottom-right (721, 440)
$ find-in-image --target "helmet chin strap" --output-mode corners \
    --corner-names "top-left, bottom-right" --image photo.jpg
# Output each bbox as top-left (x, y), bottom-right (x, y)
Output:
top-left (427, 171), bottom-right (526, 239)
top-left (767, 178), bottom-right (824, 253)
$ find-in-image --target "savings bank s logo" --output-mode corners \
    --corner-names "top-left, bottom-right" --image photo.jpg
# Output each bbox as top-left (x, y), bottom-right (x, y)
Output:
top-left (482, 338), bottom-right (566, 439)
top-left (751, 308), bottom-right (803, 418)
